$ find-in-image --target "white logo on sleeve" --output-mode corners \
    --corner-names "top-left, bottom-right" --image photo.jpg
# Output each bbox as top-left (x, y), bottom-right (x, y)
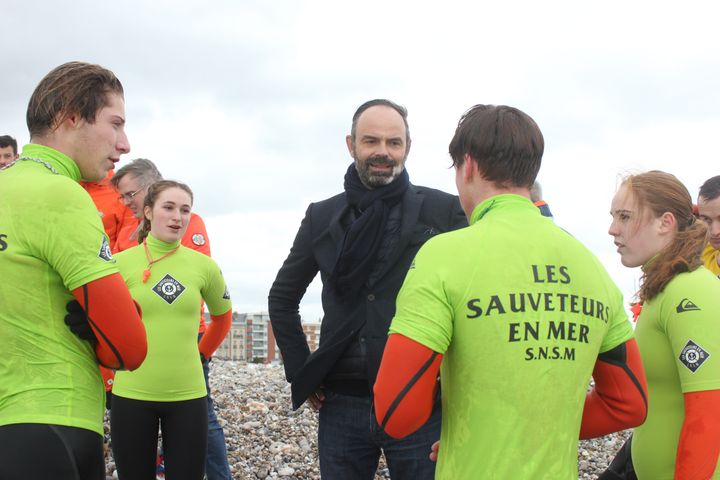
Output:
top-left (98, 236), bottom-right (113, 262)
top-left (679, 340), bottom-right (710, 373)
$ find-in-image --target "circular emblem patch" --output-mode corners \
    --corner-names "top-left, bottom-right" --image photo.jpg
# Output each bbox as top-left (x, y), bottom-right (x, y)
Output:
top-left (152, 274), bottom-right (186, 305)
top-left (192, 233), bottom-right (206, 246)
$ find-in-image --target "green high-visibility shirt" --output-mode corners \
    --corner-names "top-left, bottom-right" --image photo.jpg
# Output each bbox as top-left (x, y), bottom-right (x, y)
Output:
top-left (632, 267), bottom-right (720, 480)
top-left (112, 234), bottom-right (232, 402)
top-left (390, 194), bottom-right (635, 480)
top-left (0, 144), bottom-right (117, 435)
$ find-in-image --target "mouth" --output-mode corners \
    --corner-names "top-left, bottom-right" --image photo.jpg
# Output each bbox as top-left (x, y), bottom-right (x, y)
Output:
top-left (169, 225), bottom-right (181, 231)
top-left (367, 160), bottom-right (396, 175)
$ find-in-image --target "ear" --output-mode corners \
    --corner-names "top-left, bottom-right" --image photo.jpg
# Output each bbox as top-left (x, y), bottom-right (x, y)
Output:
top-left (346, 135), bottom-right (354, 157)
top-left (61, 111), bottom-right (82, 129)
top-left (658, 211), bottom-right (677, 234)
top-left (144, 205), bottom-right (153, 222)
top-left (462, 154), bottom-right (477, 182)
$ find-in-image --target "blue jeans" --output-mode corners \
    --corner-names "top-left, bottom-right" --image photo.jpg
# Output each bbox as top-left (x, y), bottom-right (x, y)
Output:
top-left (203, 359), bottom-right (232, 480)
top-left (318, 391), bottom-right (440, 480)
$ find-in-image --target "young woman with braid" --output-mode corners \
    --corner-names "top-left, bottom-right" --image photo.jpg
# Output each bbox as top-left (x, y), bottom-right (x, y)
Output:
top-left (602, 171), bottom-right (720, 480)
top-left (109, 181), bottom-right (233, 480)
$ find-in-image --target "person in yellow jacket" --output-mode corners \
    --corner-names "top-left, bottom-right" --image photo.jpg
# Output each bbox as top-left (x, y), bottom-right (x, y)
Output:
top-left (698, 175), bottom-right (720, 277)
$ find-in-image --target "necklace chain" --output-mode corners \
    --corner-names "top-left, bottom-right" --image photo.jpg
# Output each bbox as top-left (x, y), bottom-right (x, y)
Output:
top-left (142, 239), bottom-right (181, 283)
top-left (1, 156), bottom-right (60, 174)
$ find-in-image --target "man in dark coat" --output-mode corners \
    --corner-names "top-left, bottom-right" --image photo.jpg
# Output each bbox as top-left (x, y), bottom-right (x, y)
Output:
top-left (268, 99), bottom-right (466, 479)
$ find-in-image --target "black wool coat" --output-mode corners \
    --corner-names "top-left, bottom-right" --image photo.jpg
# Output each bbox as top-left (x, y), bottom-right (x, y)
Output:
top-left (268, 184), bottom-right (467, 410)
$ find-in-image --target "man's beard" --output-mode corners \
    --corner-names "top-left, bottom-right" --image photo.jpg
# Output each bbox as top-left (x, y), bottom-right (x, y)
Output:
top-left (354, 154), bottom-right (405, 189)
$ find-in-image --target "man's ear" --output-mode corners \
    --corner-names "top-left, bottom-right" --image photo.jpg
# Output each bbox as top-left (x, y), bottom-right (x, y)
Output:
top-left (346, 135), bottom-right (354, 157)
top-left (463, 154), bottom-right (477, 181)
top-left (54, 111), bottom-right (81, 133)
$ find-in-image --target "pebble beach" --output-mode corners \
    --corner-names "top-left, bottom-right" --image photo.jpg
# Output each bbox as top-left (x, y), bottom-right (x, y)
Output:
top-left (104, 361), bottom-right (629, 479)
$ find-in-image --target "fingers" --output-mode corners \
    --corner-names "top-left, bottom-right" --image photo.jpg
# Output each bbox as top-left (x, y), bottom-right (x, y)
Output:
top-left (308, 389), bottom-right (325, 411)
top-left (429, 440), bottom-right (440, 462)
top-left (308, 397), bottom-right (321, 410)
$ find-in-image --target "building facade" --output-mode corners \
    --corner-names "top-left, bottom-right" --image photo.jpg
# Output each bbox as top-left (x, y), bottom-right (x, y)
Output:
top-left (213, 312), bottom-right (321, 363)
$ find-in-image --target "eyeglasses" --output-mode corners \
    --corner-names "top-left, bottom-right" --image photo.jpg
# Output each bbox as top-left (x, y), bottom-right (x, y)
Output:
top-left (118, 185), bottom-right (146, 203)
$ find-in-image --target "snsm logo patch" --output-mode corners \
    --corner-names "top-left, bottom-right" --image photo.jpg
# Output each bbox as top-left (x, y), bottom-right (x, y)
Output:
top-left (98, 236), bottom-right (113, 262)
top-left (678, 340), bottom-right (710, 373)
top-left (152, 274), bottom-right (186, 304)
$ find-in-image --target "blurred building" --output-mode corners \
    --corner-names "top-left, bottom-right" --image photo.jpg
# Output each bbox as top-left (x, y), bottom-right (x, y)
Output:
top-left (211, 312), bottom-right (247, 362)
top-left (246, 311), bottom-right (279, 363)
top-left (213, 312), bottom-right (321, 363)
top-left (303, 322), bottom-right (321, 352)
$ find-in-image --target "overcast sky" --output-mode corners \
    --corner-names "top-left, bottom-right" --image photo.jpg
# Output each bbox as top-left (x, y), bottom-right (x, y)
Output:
top-left (3, 1), bottom-right (719, 322)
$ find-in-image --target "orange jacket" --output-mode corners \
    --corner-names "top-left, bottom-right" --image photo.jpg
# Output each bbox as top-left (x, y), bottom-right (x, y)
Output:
top-left (113, 213), bottom-right (211, 257)
top-left (80, 171), bottom-right (135, 248)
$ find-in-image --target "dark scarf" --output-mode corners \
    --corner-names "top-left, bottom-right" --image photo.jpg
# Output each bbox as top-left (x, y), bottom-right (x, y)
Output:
top-left (329, 163), bottom-right (410, 300)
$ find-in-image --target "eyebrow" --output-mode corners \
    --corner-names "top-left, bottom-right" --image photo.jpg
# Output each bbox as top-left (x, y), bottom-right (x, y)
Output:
top-left (610, 209), bottom-right (633, 215)
top-left (361, 134), bottom-right (403, 142)
top-left (161, 200), bottom-right (191, 208)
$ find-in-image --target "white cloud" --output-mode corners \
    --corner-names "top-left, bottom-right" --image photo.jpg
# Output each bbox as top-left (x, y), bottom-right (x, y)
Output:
top-left (3, 0), bottom-right (720, 322)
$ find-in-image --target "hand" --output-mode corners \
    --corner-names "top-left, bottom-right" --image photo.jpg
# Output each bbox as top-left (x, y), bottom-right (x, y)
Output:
top-left (64, 300), bottom-right (97, 343)
top-left (307, 388), bottom-right (325, 411)
top-left (429, 440), bottom-right (440, 462)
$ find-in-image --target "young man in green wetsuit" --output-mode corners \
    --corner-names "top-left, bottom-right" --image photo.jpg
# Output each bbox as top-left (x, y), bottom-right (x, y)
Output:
top-left (374, 105), bottom-right (649, 479)
top-left (0, 62), bottom-right (147, 480)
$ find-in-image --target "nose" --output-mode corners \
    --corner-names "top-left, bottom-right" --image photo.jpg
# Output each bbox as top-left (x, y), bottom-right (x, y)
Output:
top-left (374, 140), bottom-right (390, 157)
top-left (711, 220), bottom-right (720, 237)
top-left (608, 219), bottom-right (619, 237)
top-left (117, 131), bottom-right (131, 155)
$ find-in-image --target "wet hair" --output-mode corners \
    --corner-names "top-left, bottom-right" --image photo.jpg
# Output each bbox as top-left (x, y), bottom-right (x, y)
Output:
top-left (137, 180), bottom-right (194, 243)
top-left (621, 171), bottom-right (708, 302)
top-left (111, 158), bottom-right (163, 191)
top-left (0, 135), bottom-right (18, 155)
top-left (698, 175), bottom-right (720, 202)
top-left (449, 104), bottom-right (544, 189)
top-left (26, 61), bottom-right (124, 138)
top-left (350, 99), bottom-right (411, 145)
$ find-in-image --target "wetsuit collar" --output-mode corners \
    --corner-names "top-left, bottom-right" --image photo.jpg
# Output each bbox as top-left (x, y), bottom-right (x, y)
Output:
top-left (469, 194), bottom-right (536, 226)
top-left (146, 233), bottom-right (182, 253)
top-left (20, 144), bottom-right (83, 181)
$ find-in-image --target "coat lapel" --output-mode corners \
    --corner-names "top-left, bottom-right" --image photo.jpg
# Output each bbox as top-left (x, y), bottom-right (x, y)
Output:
top-left (373, 186), bottom-right (423, 282)
top-left (327, 202), bottom-right (350, 246)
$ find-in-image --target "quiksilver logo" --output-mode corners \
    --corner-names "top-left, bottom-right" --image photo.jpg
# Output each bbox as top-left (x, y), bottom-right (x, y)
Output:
top-left (676, 298), bottom-right (700, 313)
